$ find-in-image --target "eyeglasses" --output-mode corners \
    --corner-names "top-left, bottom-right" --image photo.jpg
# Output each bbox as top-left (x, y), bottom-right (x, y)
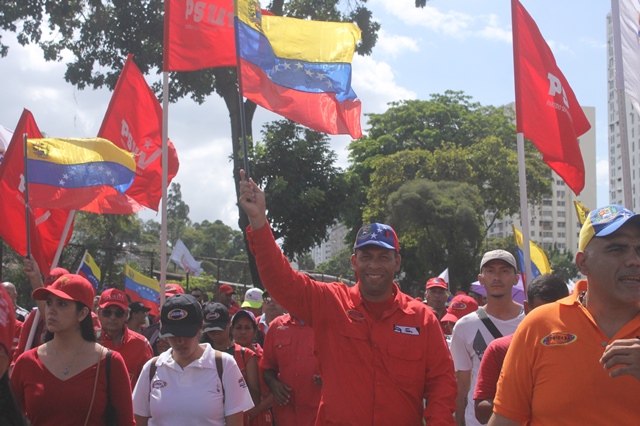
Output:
top-left (192, 293), bottom-right (202, 299)
top-left (101, 308), bottom-right (126, 318)
top-left (233, 325), bottom-right (255, 331)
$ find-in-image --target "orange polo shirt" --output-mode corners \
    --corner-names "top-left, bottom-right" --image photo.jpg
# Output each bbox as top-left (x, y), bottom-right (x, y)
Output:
top-left (494, 280), bottom-right (640, 425)
top-left (247, 224), bottom-right (456, 426)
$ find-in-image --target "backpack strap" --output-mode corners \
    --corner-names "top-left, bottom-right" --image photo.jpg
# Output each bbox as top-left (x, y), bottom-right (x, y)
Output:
top-left (215, 349), bottom-right (225, 402)
top-left (148, 356), bottom-right (159, 383)
top-left (476, 308), bottom-right (503, 339)
top-left (105, 350), bottom-right (112, 407)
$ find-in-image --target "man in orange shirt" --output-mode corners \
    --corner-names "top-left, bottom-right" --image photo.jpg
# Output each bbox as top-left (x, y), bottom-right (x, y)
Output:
top-left (490, 205), bottom-right (640, 425)
top-left (239, 170), bottom-right (456, 426)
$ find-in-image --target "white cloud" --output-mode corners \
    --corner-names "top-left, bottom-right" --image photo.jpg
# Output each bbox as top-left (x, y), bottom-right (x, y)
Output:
top-left (376, 29), bottom-right (420, 58)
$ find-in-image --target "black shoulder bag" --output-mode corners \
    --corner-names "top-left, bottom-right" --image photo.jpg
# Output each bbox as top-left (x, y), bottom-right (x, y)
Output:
top-left (105, 350), bottom-right (118, 426)
top-left (476, 308), bottom-right (503, 339)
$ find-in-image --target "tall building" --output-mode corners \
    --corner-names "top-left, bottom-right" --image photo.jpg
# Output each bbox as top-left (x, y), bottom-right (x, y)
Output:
top-left (486, 105), bottom-right (597, 255)
top-left (607, 13), bottom-right (639, 208)
top-left (309, 223), bottom-right (349, 266)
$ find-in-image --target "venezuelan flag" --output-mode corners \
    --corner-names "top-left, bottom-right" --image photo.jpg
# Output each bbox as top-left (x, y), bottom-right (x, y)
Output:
top-left (26, 137), bottom-right (137, 213)
top-left (512, 225), bottom-right (551, 279)
top-left (124, 265), bottom-right (160, 316)
top-left (78, 251), bottom-right (101, 290)
top-left (234, 0), bottom-right (362, 138)
top-left (573, 200), bottom-right (590, 225)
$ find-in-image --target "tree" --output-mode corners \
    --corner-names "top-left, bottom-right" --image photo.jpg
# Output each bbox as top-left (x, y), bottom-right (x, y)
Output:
top-left (297, 253), bottom-right (315, 271)
top-left (385, 179), bottom-right (486, 294)
top-left (346, 92), bottom-right (552, 238)
top-left (251, 120), bottom-right (350, 260)
top-left (167, 182), bottom-right (191, 245)
top-left (546, 244), bottom-right (579, 282)
top-left (316, 247), bottom-right (354, 281)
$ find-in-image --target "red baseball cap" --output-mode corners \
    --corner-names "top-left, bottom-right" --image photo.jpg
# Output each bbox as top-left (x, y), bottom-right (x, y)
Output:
top-left (99, 288), bottom-right (129, 311)
top-left (219, 284), bottom-right (235, 295)
top-left (45, 267), bottom-right (70, 286)
top-left (165, 283), bottom-right (185, 295)
top-left (426, 277), bottom-right (448, 290)
top-left (440, 293), bottom-right (479, 324)
top-left (33, 274), bottom-right (96, 310)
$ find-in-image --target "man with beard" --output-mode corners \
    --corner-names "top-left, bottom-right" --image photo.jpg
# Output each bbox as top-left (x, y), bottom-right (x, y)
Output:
top-left (450, 250), bottom-right (524, 426)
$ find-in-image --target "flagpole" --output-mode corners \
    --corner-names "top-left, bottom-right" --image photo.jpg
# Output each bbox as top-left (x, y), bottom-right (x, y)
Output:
top-left (52, 210), bottom-right (76, 270)
top-left (511, 0), bottom-right (533, 291)
top-left (76, 249), bottom-right (88, 274)
top-left (160, 71), bottom-right (169, 309)
top-left (611, 0), bottom-right (633, 209)
top-left (233, 9), bottom-right (251, 179)
top-left (23, 134), bottom-right (31, 258)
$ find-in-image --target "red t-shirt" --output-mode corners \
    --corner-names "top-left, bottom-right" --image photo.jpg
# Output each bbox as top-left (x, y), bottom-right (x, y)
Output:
top-left (11, 348), bottom-right (135, 426)
top-left (260, 314), bottom-right (321, 426)
top-left (247, 223), bottom-right (457, 426)
top-left (473, 334), bottom-right (513, 401)
top-left (99, 325), bottom-right (154, 388)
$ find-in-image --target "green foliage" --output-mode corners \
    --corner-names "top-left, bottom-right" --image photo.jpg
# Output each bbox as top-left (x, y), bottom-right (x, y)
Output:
top-left (385, 179), bottom-right (485, 292)
top-left (546, 244), bottom-right (579, 282)
top-left (316, 247), bottom-right (354, 281)
top-left (167, 182), bottom-right (191, 246)
top-left (296, 252), bottom-right (316, 271)
top-left (251, 120), bottom-right (349, 259)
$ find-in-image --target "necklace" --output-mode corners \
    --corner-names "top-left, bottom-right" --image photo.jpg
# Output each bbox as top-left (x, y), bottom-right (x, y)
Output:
top-left (53, 340), bottom-right (86, 376)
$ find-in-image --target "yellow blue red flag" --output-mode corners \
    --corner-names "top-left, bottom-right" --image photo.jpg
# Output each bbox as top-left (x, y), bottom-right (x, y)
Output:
top-left (573, 200), bottom-right (590, 225)
top-left (234, 0), bottom-right (362, 138)
top-left (26, 137), bottom-right (139, 214)
top-left (77, 250), bottom-right (101, 290)
top-left (124, 265), bottom-right (160, 316)
top-left (512, 225), bottom-right (551, 279)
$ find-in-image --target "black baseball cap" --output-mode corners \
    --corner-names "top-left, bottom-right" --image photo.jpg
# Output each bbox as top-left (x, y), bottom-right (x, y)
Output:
top-left (129, 301), bottom-right (151, 314)
top-left (203, 302), bottom-right (230, 333)
top-left (160, 294), bottom-right (203, 338)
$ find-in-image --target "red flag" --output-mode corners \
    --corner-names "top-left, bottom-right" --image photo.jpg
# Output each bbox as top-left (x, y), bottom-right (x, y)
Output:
top-left (0, 110), bottom-right (74, 274)
top-left (163, 0), bottom-right (236, 71)
top-left (512, 0), bottom-right (590, 195)
top-left (98, 55), bottom-right (179, 211)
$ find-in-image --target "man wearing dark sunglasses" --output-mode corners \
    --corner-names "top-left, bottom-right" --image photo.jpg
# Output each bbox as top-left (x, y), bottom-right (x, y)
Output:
top-left (98, 288), bottom-right (153, 389)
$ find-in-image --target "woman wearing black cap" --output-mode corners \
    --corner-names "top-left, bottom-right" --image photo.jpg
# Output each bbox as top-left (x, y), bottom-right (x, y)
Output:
top-left (10, 274), bottom-right (135, 426)
top-left (132, 294), bottom-right (254, 426)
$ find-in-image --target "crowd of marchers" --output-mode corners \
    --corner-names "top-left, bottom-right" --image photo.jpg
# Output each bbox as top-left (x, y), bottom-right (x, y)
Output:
top-left (0, 172), bottom-right (639, 425)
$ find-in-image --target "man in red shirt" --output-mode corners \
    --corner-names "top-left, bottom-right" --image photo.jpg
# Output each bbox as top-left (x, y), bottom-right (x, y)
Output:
top-left (261, 313), bottom-right (320, 426)
top-left (239, 170), bottom-right (456, 426)
top-left (97, 288), bottom-right (153, 388)
top-left (218, 284), bottom-right (240, 316)
top-left (425, 277), bottom-right (449, 321)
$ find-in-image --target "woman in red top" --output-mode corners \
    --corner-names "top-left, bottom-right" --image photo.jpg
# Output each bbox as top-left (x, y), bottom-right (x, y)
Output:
top-left (11, 274), bottom-right (135, 426)
top-left (203, 303), bottom-right (272, 426)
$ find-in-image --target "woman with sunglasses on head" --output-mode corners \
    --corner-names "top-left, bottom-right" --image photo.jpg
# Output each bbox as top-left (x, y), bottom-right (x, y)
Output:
top-left (10, 274), bottom-right (135, 426)
top-left (133, 295), bottom-right (253, 426)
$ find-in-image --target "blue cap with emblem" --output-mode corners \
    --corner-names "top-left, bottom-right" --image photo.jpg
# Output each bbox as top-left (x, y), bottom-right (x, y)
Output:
top-left (353, 223), bottom-right (400, 252)
top-left (160, 294), bottom-right (203, 338)
top-left (579, 205), bottom-right (640, 251)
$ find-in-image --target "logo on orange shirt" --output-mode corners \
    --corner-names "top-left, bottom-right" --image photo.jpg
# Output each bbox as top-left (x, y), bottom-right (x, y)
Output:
top-left (540, 332), bottom-right (577, 346)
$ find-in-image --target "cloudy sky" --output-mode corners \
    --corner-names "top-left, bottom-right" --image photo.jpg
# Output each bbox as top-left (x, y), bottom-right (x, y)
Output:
top-left (0, 0), bottom-right (611, 229)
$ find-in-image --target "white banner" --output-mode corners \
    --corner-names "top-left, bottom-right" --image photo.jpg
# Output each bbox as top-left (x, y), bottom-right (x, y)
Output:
top-left (617, 0), bottom-right (640, 111)
top-left (169, 239), bottom-right (203, 277)
top-left (0, 125), bottom-right (13, 163)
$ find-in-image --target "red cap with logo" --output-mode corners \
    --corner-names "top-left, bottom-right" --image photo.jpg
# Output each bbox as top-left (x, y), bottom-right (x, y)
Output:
top-left (99, 288), bottom-right (129, 311)
top-left (440, 293), bottom-right (479, 324)
top-left (219, 284), bottom-right (235, 295)
top-left (165, 283), bottom-right (185, 296)
top-left (32, 274), bottom-right (96, 310)
top-left (425, 277), bottom-right (448, 290)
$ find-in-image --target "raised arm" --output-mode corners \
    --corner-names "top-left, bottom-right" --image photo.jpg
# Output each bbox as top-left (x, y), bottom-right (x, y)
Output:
top-left (238, 169), bottom-right (267, 230)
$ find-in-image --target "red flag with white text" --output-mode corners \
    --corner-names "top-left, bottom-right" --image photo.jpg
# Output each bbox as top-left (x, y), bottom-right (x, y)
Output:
top-left (163, 0), bottom-right (236, 71)
top-left (0, 110), bottom-right (74, 274)
top-left (98, 55), bottom-right (180, 211)
top-left (512, 0), bottom-right (590, 195)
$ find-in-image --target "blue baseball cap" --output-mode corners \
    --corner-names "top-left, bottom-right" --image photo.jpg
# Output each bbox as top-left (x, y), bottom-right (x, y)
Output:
top-left (353, 223), bottom-right (400, 252)
top-left (579, 204), bottom-right (640, 251)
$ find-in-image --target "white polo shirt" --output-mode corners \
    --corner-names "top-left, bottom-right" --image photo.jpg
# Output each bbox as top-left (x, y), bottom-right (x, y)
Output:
top-left (132, 344), bottom-right (254, 425)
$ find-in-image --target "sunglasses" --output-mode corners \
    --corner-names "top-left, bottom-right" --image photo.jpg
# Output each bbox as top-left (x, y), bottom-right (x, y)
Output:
top-left (101, 308), bottom-right (127, 318)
